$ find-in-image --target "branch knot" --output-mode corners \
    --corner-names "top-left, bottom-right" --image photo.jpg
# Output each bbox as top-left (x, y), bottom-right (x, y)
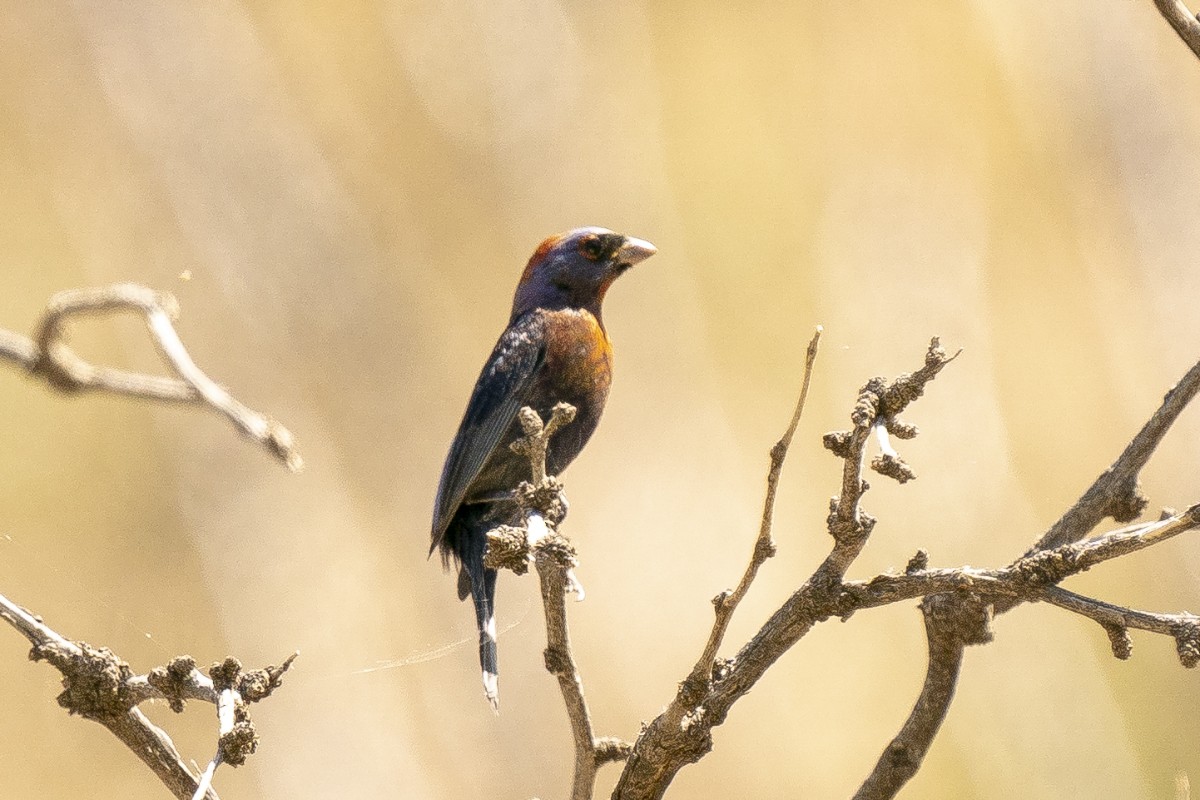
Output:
top-left (1102, 477), bottom-right (1149, 524)
top-left (1174, 623), bottom-right (1200, 669)
top-left (35, 641), bottom-right (135, 719)
top-left (922, 593), bottom-right (994, 646)
top-left (147, 655), bottom-right (200, 713)
top-left (217, 721), bottom-right (258, 767)
top-left (1103, 623), bottom-right (1133, 660)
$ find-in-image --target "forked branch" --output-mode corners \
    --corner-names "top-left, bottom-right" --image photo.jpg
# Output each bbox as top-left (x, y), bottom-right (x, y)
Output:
top-left (614, 339), bottom-right (1200, 800)
top-left (2, 284), bottom-right (303, 798)
top-left (855, 357), bottom-right (1200, 800)
top-left (613, 338), bottom-right (959, 800)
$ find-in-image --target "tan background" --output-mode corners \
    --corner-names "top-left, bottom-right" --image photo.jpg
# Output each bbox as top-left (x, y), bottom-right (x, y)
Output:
top-left (2, 2), bottom-right (1200, 798)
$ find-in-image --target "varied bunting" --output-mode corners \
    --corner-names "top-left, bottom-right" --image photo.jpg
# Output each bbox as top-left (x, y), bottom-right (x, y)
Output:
top-left (431, 227), bottom-right (656, 709)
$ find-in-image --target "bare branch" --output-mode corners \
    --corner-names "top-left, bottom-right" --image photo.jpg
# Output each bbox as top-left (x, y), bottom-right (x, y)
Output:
top-left (856, 357), bottom-right (1200, 799)
top-left (0, 284), bottom-right (302, 471)
top-left (853, 506), bottom-right (1200, 799)
top-left (510, 402), bottom-right (577, 486)
top-left (843, 505), bottom-right (1200, 609)
top-left (683, 326), bottom-right (822, 704)
top-left (0, 589), bottom-right (296, 800)
top-left (1037, 586), bottom-right (1200, 665)
top-left (1154, 0), bottom-right (1200, 60)
top-left (852, 607), bottom-right (965, 800)
top-left (818, 338), bottom-right (960, 580)
top-left (616, 341), bottom-right (1200, 800)
top-left (614, 338), bottom-right (959, 800)
top-left (610, 501), bottom-right (1200, 799)
top-left (479, 328), bottom-right (1200, 800)
top-left (1029, 358), bottom-right (1200, 555)
top-left (536, 533), bottom-right (599, 800)
top-left (494, 402), bottom-right (631, 800)
top-left (189, 655), bottom-right (297, 798)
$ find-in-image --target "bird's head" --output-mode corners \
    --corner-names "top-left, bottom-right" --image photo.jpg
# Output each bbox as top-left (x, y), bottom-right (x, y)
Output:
top-left (511, 227), bottom-right (656, 321)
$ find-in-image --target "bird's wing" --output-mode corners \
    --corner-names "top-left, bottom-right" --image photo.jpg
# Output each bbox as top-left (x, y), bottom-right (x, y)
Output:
top-left (431, 313), bottom-right (546, 551)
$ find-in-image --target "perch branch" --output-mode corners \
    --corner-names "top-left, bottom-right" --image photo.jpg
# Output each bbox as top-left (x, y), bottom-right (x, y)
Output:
top-left (537, 534), bottom-right (598, 800)
top-left (491, 402), bottom-right (631, 800)
top-left (1154, 0), bottom-right (1200, 60)
top-left (0, 589), bottom-right (296, 800)
top-left (0, 284), bottom-right (302, 471)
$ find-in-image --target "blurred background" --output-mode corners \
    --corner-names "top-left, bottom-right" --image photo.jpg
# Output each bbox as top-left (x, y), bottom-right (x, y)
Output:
top-left (1, 1), bottom-right (1199, 798)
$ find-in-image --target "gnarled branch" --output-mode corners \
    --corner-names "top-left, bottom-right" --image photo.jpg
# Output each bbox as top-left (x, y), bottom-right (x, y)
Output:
top-left (855, 357), bottom-right (1200, 799)
top-left (0, 589), bottom-right (296, 800)
top-left (613, 338), bottom-right (960, 800)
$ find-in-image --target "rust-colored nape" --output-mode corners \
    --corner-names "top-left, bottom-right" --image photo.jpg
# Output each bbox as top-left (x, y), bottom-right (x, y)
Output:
top-left (520, 233), bottom-right (565, 285)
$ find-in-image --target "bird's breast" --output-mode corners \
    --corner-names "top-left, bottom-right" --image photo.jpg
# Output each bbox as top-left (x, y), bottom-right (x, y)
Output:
top-left (541, 308), bottom-right (612, 397)
top-left (536, 308), bottom-right (613, 473)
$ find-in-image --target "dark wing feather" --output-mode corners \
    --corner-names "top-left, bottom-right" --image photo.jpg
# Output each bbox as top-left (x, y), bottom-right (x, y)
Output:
top-left (431, 313), bottom-right (546, 552)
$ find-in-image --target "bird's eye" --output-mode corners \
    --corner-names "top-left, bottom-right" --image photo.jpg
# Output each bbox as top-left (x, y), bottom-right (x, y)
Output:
top-left (578, 235), bottom-right (604, 261)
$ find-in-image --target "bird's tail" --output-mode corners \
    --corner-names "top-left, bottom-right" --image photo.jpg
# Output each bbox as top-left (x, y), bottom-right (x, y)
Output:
top-left (450, 507), bottom-right (501, 711)
top-left (466, 563), bottom-right (499, 711)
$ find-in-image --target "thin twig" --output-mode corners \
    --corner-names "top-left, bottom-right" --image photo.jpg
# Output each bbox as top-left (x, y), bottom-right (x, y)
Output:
top-left (192, 678), bottom-right (239, 800)
top-left (1028, 358), bottom-right (1200, 556)
top-left (1154, 0), bottom-right (1200, 60)
top-left (511, 403), bottom-right (577, 486)
top-left (1038, 584), bottom-right (1198, 637)
top-left (683, 326), bottom-right (822, 702)
top-left (0, 284), bottom-right (302, 471)
top-left (191, 755), bottom-right (222, 800)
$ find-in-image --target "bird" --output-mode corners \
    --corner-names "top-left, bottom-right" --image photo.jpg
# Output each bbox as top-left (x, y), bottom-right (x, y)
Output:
top-left (431, 226), bottom-right (656, 709)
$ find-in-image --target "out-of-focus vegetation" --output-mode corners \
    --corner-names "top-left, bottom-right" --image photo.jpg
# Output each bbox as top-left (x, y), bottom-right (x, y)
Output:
top-left (2, 3), bottom-right (1199, 798)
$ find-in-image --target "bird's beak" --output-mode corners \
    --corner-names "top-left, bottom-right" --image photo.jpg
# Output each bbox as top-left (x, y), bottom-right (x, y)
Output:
top-left (613, 236), bottom-right (657, 269)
